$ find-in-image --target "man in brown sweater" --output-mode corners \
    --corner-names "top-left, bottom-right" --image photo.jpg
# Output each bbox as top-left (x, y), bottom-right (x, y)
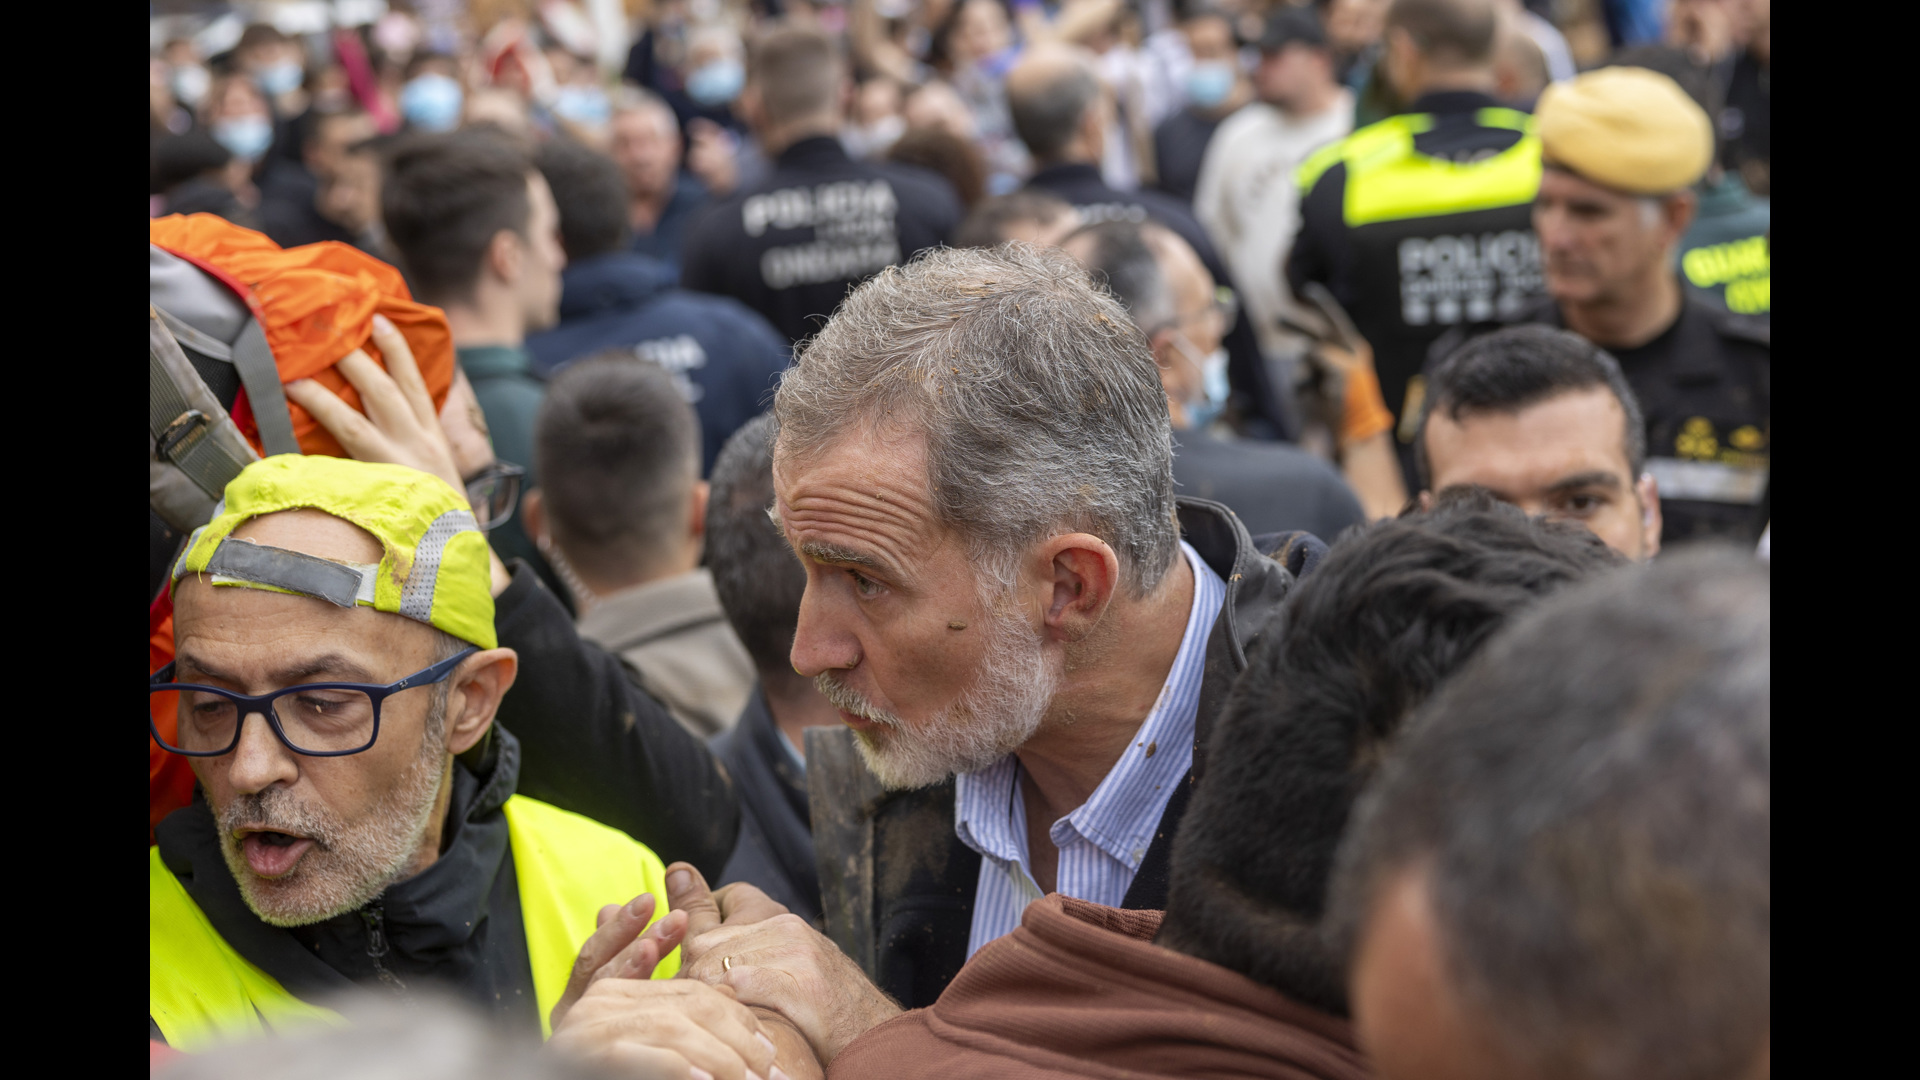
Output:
top-left (548, 494), bottom-right (1619, 1080)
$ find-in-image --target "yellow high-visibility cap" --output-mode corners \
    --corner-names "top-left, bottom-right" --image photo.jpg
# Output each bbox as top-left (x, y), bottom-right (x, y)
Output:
top-left (172, 454), bottom-right (496, 650)
top-left (1536, 66), bottom-right (1714, 195)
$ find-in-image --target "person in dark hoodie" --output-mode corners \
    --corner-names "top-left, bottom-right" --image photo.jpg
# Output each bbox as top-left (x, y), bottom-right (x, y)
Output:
top-left (545, 492), bottom-right (1621, 1078)
top-left (525, 138), bottom-right (791, 473)
top-left (149, 455), bottom-right (680, 1052)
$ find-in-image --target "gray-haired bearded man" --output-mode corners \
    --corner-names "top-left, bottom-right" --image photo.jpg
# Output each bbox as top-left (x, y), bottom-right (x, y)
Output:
top-left (550, 242), bottom-right (1326, 1072)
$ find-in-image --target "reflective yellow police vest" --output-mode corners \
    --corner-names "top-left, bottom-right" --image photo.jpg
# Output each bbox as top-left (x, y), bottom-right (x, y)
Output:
top-left (150, 795), bottom-right (680, 1051)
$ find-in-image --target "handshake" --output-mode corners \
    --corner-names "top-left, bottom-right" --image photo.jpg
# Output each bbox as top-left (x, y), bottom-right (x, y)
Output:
top-left (548, 866), bottom-right (900, 1080)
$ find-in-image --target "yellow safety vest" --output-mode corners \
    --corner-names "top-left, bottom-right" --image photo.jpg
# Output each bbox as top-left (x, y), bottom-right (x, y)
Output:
top-left (1294, 108), bottom-right (1542, 227)
top-left (150, 794), bottom-right (680, 1051)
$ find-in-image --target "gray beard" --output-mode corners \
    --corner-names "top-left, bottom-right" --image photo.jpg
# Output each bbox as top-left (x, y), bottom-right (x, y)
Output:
top-left (216, 693), bottom-right (450, 927)
top-left (817, 591), bottom-right (1062, 790)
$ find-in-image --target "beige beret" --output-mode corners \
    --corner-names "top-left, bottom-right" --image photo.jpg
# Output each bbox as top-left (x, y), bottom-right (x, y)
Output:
top-left (1536, 66), bottom-right (1715, 195)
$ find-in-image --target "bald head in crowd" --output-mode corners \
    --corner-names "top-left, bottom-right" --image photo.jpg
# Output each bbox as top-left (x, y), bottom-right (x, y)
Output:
top-left (1063, 222), bottom-right (1221, 431)
top-left (1007, 45), bottom-right (1109, 167)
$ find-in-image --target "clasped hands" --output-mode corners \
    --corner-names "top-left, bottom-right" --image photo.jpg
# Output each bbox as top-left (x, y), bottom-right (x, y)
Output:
top-left (547, 864), bottom-right (902, 1080)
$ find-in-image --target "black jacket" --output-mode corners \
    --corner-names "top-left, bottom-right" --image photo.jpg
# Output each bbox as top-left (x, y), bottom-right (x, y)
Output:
top-left (524, 251), bottom-right (792, 473)
top-left (152, 729), bottom-right (541, 1040)
top-left (711, 688), bottom-right (822, 924)
top-left (493, 561), bottom-right (740, 875)
top-left (1287, 91), bottom-right (1547, 451)
top-left (807, 499), bottom-right (1323, 1008)
top-left (1025, 164), bottom-right (1295, 441)
top-left (1172, 430), bottom-right (1366, 542)
top-left (679, 136), bottom-right (961, 344)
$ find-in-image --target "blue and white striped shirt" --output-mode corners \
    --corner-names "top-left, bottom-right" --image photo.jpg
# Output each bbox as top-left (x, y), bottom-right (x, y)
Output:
top-left (953, 540), bottom-right (1227, 956)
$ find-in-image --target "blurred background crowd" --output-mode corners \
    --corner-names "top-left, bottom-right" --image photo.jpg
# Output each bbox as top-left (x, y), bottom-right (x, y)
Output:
top-left (148, 0), bottom-right (1770, 525)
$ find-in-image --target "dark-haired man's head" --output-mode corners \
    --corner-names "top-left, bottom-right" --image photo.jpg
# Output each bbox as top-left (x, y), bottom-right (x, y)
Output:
top-left (739, 23), bottom-right (848, 155)
top-left (953, 191), bottom-right (1081, 248)
top-left (534, 138), bottom-right (632, 261)
top-left (1418, 325), bottom-right (1659, 559)
top-left (525, 354), bottom-right (705, 603)
top-left (1156, 492), bottom-right (1621, 1014)
top-left (382, 130), bottom-right (566, 339)
top-left (1381, 0), bottom-right (1499, 101)
top-left (1007, 44), bottom-right (1110, 166)
top-left (1336, 548), bottom-right (1769, 1080)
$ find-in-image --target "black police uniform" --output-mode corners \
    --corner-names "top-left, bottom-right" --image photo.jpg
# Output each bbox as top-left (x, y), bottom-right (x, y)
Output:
top-left (1433, 291), bottom-right (1770, 546)
top-left (1287, 91), bottom-right (1549, 476)
top-left (679, 136), bottom-right (961, 344)
top-left (1025, 163), bottom-right (1296, 441)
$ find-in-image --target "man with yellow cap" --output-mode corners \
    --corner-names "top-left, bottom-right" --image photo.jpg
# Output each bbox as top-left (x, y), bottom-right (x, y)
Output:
top-left (149, 454), bottom-right (683, 1051)
top-left (1516, 64), bottom-right (1768, 545)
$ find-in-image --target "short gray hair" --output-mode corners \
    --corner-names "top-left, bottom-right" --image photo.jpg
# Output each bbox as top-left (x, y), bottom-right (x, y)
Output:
top-left (1334, 547), bottom-right (1770, 1080)
top-left (772, 243), bottom-right (1179, 595)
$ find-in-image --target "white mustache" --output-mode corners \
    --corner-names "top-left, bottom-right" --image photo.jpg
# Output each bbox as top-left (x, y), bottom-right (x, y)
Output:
top-left (815, 672), bottom-right (900, 728)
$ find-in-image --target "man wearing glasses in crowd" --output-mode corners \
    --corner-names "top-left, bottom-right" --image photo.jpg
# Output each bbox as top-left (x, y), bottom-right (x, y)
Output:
top-left (148, 454), bottom-right (683, 1051)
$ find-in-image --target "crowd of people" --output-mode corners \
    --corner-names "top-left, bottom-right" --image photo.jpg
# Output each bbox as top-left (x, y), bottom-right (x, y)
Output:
top-left (149, 0), bottom-right (1770, 1076)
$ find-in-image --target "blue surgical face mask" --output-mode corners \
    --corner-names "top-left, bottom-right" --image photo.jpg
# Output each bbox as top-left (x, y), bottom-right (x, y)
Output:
top-left (256, 59), bottom-right (305, 97)
top-left (686, 58), bottom-right (745, 107)
top-left (1172, 333), bottom-right (1231, 430)
top-left (1185, 61), bottom-right (1236, 109)
top-left (401, 74), bottom-right (464, 133)
top-left (553, 85), bottom-right (612, 127)
top-left (212, 115), bottom-right (274, 162)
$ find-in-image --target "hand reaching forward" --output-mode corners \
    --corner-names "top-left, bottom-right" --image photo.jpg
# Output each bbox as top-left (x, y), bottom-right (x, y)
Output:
top-left (668, 864), bottom-right (903, 1066)
top-left (547, 878), bottom-right (818, 1080)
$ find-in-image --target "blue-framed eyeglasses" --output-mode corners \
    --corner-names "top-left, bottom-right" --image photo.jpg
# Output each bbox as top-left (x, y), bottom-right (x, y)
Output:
top-left (150, 648), bottom-right (480, 758)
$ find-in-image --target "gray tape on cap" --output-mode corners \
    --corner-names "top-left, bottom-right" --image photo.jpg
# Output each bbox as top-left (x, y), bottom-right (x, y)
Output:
top-left (203, 539), bottom-right (368, 608)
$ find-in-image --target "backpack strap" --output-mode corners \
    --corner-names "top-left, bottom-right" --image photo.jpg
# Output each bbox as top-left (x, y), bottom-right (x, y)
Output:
top-left (150, 306), bottom-right (258, 529)
top-left (229, 317), bottom-right (300, 457)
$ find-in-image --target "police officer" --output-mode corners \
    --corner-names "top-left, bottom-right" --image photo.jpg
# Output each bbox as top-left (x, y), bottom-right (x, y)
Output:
top-left (1287, 0), bottom-right (1548, 475)
top-left (1006, 43), bottom-right (1296, 440)
top-left (526, 138), bottom-right (790, 473)
top-left (1521, 65), bottom-right (1768, 545)
top-left (1611, 46), bottom-right (1770, 319)
top-left (679, 23), bottom-right (961, 344)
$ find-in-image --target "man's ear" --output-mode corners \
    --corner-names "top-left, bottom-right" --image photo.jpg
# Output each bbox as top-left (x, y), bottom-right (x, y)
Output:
top-left (687, 479), bottom-right (711, 543)
top-left (1034, 533), bottom-right (1121, 644)
top-left (486, 227), bottom-right (523, 286)
top-left (445, 648), bottom-right (519, 754)
top-left (1077, 95), bottom-right (1108, 161)
top-left (521, 487), bottom-right (548, 548)
top-left (1662, 191), bottom-right (1698, 244)
top-left (1417, 489), bottom-right (1434, 510)
top-left (738, 83), bottom-right (766, 132)
top-left (1636, 471), bottom-right (1663, 559)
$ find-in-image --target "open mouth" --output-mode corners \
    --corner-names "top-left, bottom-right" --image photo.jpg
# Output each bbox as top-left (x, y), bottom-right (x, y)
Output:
top-left (238, 829), bottom-right (316, 879)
